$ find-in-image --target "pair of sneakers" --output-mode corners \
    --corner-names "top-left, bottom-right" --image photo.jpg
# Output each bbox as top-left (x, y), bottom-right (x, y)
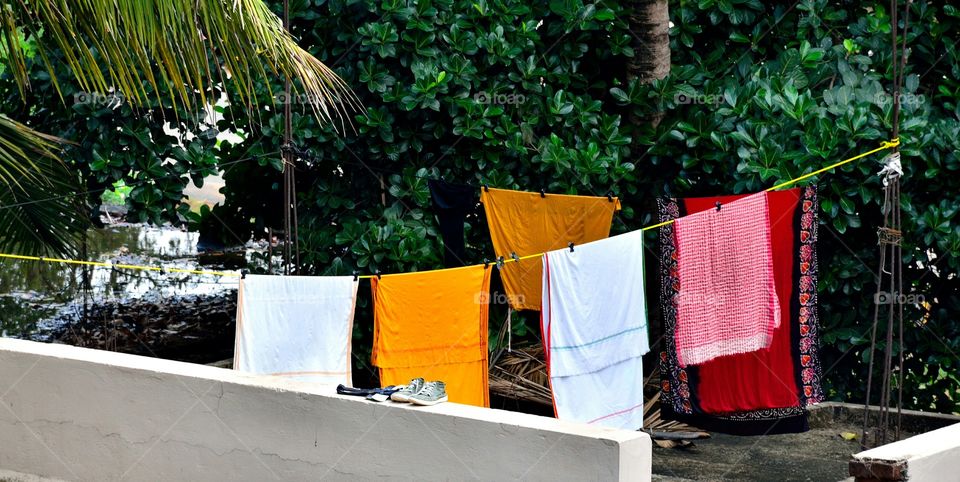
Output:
top-left (390, 378), bottom-right (448, 406)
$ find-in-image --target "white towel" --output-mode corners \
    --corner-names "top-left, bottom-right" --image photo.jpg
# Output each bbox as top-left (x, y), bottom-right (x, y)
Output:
top-left (234, 274), bottom-right (358, 386)
top-left (542, 229), bottom-right (649, 430)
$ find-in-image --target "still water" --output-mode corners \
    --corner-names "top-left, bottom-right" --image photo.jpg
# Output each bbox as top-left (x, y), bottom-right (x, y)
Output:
top-left (0, 224), bottom-right (244, 339)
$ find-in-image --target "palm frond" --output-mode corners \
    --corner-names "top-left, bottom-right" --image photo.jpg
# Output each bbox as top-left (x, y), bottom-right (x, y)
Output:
top-left (0, 0), bottom-right (361, 255)
top-left (1, 0), bottom-right (362, 131)
top-left (0, 136), bottom-right (88, 257)
top-left (0, 114), bottom-right (62, 189)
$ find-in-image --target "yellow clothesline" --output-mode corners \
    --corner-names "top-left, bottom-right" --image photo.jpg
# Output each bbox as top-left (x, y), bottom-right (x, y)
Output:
top-left (0, 138), bottom-right (900, 280)
top-left (639, 137), bottom-right (901, 233)
top-left (0, 252), bottom-right (241, 277)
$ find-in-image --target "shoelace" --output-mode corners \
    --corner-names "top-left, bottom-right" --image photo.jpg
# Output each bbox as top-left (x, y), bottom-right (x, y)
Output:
top-left (417, 382), bottom-right (444, 398)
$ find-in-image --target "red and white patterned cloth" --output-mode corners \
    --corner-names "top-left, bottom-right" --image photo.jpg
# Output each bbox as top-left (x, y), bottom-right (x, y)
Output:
top-left (673, 191), bottom-right (780, 367)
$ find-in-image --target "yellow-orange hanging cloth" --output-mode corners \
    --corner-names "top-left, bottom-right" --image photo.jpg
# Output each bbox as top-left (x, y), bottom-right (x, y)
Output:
top-left (371, 264), bottom-right (492, 407)
top-left (480, 187), bottom-right (621, 311)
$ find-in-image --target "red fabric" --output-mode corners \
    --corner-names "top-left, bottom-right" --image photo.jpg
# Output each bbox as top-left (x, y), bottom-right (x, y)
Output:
top-left (683, 189), bottom-right (802, 414)
top-left (673, 192), bottom-right (780, 367)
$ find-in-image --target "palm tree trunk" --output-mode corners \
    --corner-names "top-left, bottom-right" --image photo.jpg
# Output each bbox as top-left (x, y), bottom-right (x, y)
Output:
top-left (626, 0), bottom-right (670, 128)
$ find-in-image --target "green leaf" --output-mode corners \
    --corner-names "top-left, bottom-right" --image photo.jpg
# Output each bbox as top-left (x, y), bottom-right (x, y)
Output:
top-left (839, 197), bottom-right (855, 215)
top-left (843, 38), bottom-right (857, 53)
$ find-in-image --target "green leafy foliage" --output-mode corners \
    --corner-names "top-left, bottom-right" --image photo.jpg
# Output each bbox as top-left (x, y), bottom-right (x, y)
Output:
top-left (2, 0), bottom-right (958, 410)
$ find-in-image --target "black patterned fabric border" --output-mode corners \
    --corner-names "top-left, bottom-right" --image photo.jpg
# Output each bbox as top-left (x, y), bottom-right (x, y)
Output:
top-left (657, 198), bottom-right (692, 415)
top-left (797, 186), bottom-right (825, 405)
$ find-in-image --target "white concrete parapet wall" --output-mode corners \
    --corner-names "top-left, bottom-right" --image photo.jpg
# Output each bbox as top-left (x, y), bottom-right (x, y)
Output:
top-left (0, 338), bottom-right (651, 481)
top-left (850, 422), bottom-right (960, 481)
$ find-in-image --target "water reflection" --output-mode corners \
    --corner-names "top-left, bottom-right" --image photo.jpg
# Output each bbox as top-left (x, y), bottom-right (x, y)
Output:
top-left (0, 224), bottom-right (244, 339)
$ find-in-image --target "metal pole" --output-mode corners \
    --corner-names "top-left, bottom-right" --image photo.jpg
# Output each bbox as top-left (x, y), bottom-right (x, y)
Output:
top-left (267, 227), bottom-right (274, 275)
top-left (894, 179), bottom-right (905, 440)
top-left (892, 2), bottom-right (911, 441)
top-left (82, 230), bottom-right (89, 325)
top-left (281, 0), bottom-right (300, 275)
top-left (880, 234), bottom-right (896, 445)
top-left (861, 183), bottom-right (891, 449)
top-left (292, 165), bottom-right (300, 271)
top-left (861, 0), bottom-right (908, 449)
top-left (890, 0), bottom-right (899, 143)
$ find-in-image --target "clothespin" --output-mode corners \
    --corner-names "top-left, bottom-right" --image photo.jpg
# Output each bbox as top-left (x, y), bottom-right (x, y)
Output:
top-left (568, 242), bottom-right (575, 252)
top-left (496, 256), bottom-right (505, 270)
top-left (715, 201), bottom-right (722, 212)
top-left (606, 191), bottom-right (614, 202)
top-left (240, 269), bottom-right (248, 279)
top-left (540, 188), bottom-right (546, 198)
top-left (352, 270), bottom-right (359, 282)
top-left (483, 184), bottom-right (489, 192)
top-left (159, 266), bottom-right (167, 275)
top-left (375, 270), bottom-right (382, 280)
top-left (510, 252), bottom-right (519, 263)
top-left (483, 258), bottom-right (490, 269)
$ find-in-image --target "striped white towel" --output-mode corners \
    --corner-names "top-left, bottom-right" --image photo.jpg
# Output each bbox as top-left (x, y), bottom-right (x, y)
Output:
top-left (542, 229), bottom-right (649, 430)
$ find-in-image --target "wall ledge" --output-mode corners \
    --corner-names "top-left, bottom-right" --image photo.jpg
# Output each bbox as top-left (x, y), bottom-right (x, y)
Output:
top-left (849, 422), bottom-right (960, 481)
top-left (0, 338), bottom-right (651, 481)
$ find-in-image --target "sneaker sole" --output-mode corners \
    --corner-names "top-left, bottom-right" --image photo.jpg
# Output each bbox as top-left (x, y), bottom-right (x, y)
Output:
top-left (390, 393), bottom-right (413, 402)
top-left (409, 395), bottom-right (448, 406)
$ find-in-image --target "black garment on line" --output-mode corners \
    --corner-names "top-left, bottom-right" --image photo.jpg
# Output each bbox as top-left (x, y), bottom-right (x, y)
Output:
top-left (428, 180), bottom-right (476, 267)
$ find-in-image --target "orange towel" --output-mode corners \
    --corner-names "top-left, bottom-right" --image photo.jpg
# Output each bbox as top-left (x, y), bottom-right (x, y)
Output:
top-left (371, 265), bottom-right (492, 407)
top-left (480, 187), bottom-right (621, 311)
